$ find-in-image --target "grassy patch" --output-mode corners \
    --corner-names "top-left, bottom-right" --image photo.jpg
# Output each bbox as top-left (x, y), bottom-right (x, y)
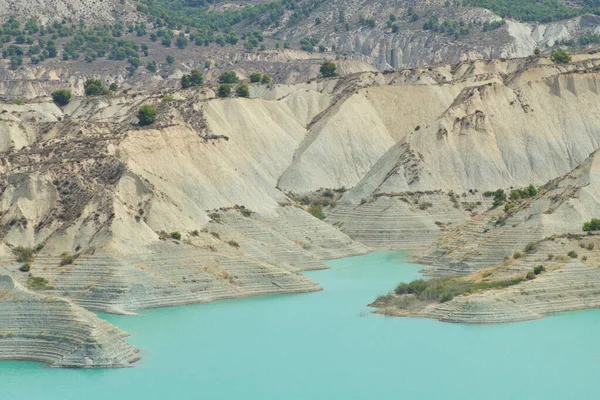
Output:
top-left (14, 247), bottom-right (34, 263)
top-left (377, 275), bottom-right (525, 308)
top-left (26, 276), bottom-right (53, 291)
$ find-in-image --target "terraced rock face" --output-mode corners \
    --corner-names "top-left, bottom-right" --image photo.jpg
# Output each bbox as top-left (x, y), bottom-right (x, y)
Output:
top-left (0, 275), bottom-right (139, 367)
top-left (377, 235), bottom-right (600, 323)
top-left (6, 55), bottom-right (600, 363)
top-left (418, 148), bottom-right (600, 276)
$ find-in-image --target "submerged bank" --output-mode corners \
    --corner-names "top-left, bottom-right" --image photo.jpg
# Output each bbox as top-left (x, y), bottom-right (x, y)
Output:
top-left (2, 251), bottom-right (600, 400)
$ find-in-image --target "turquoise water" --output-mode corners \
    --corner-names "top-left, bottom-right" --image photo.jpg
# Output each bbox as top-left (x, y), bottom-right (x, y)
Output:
top-left (1, 251), bottom-right (600, 399)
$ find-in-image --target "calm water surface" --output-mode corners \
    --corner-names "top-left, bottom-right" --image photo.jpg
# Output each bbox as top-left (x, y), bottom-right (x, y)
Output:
top-left (1, 251), bottom-right (599, 399)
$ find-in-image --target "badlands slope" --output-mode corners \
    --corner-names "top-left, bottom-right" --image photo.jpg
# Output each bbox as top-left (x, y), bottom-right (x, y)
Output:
top-left (4, 54), bottom-right (600, 364)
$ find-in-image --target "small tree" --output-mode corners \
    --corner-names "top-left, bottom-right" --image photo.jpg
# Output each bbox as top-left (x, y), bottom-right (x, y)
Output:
top-left (261, 74), bottom-right (272, 84)
top-left (51, 89), bottom-right (72, 106)
top-left (218, 71), bottom-right (239, 84)
top-left (320, 61), bottom-right (337, 78)
top-left (236, 82), bottom-right (250, 98)
top-left (138, 104), bottom-right (157, 126)
top-left (583, 218), bottom-right (600, 232)
top-left (551, 49), bottom-right (571, 64)
top-left (84, 78), bottom-right (109, 96)
top-left (166, 55), bottom-right (175, 64)
top-left (217, 84), bottom-right (231, 98)
top-left (181, 69), bottom-right (203, 89)
top-left (249, 72), bottom-right (262, 83)
top-left (146, 60), bottom-right (158, 73)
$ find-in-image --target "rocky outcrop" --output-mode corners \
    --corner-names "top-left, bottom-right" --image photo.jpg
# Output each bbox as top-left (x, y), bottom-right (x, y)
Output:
top-left (418, 148), bottom-right (600, 275)
top-left (0, 275), bottom-right (139, 367)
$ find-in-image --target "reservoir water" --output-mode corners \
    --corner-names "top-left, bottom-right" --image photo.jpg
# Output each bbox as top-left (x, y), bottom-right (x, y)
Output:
top-left (1, 251), bottom-right (600, 399)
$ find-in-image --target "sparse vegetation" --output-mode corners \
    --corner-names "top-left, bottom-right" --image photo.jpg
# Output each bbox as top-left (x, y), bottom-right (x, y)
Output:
top-left (60, 253), bottom-right (74, 266)
top-left (533, 265), bottom-right (546, 275)
top-left (19, 263), bottom-right (31, 272)
top-left (227, 240), bottom-right (240, 248)
top-left (170, 232), bottom-right (182, 240)
top-left (568, 251), bottom-right (578, 258)
top-left (308, 204), bottom-right (326, 220)
top-left (524, 242), bottom-right (538, 253)
top-left (14, 247), bottom-right (34, 263)
top-left (381, 275), bottom-right (526, 307)
top-left (513, 251), bottom-right (522, 259)
top-left (27, 276), bottom-right (53, 290)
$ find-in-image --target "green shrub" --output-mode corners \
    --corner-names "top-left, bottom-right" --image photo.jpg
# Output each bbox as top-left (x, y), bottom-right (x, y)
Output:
top-left (261, 74), bottom-right (272, 84)
top-left (533, 265), bottom-right (545, 275)
top-left (51, 89), bottom-right (72, 106)
top-left (217, 84), bottom-right (231, 98)
top-left (551, 49), bottom-right (571, 64)
top-left (513, 251), bottom-right (522, 259)
top-left (14, 247), bottom-right (34, 263)
top-left (249, 72), bottom-right (262, 83)
top-left (162, 95), bottom-right (174, 102)
top-left (308, 204), bottom-right (326, 220)
top-left (320, 61), bottom-right (337, 78)
top-left (491, 189), bottom-right (507, 207)
top-left (241, 208), bottom-right (253, 217)
top-left (218, 71), bottom-right (239, 84)
top-left (170, 232), bottom-right (181, 240)
top-left (526, 271), bottom-right (536, 280)
top-left (418, 202), bottom-right (433, 210)
top-left (84, 78), bottom-right (110, 96)
top-left (395, 279), bottom-right (428, 295)
top-left (380, 276), bottom-right (525, 307)
top-left (166, 55), bottom-right (175, 64)
top-left (27, 276), bottom-right (53, 290)
top-left (19, 263), bottom-right (30, 272)
top-left (568, 250), bottom-right (578, 258)
top-left (582, 218), bottom-right (600, 232)
top-left (236, 82), bottom-right (250, 98)
top-left (109, 82), bottom-right (119, 91)
top-left (137, 105), bottom-right (157, 126)
top-left (181, 69), bottom-right (204, 89)
top-left (524, 242), bottom-right (538, 253)
top-left (60, 253), bottom-right (74, 266)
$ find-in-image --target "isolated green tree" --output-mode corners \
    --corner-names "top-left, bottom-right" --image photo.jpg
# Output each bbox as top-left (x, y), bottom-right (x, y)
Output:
top-left (218, 71), bottom-right (239, 84)
top-left (137, 105), bottom-right (157, 126)
top-left (551, 49), bottom-right (571, 64)
top-left (51, 89), bottom-right (72, 106)
top-left (84, 78), bottom-right (109, 96)
top-left (236, 82), bottom-right (250, 98)
top-left (217, 84), bottom-right (231, 98)
top-left (249, 72), bottom-right (262, 83)
top-left (320, 61), bottom-right (337, 78)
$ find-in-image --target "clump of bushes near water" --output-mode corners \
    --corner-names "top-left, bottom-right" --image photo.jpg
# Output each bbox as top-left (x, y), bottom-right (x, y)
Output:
top-left (379, 276), bottom-right (526, 308)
